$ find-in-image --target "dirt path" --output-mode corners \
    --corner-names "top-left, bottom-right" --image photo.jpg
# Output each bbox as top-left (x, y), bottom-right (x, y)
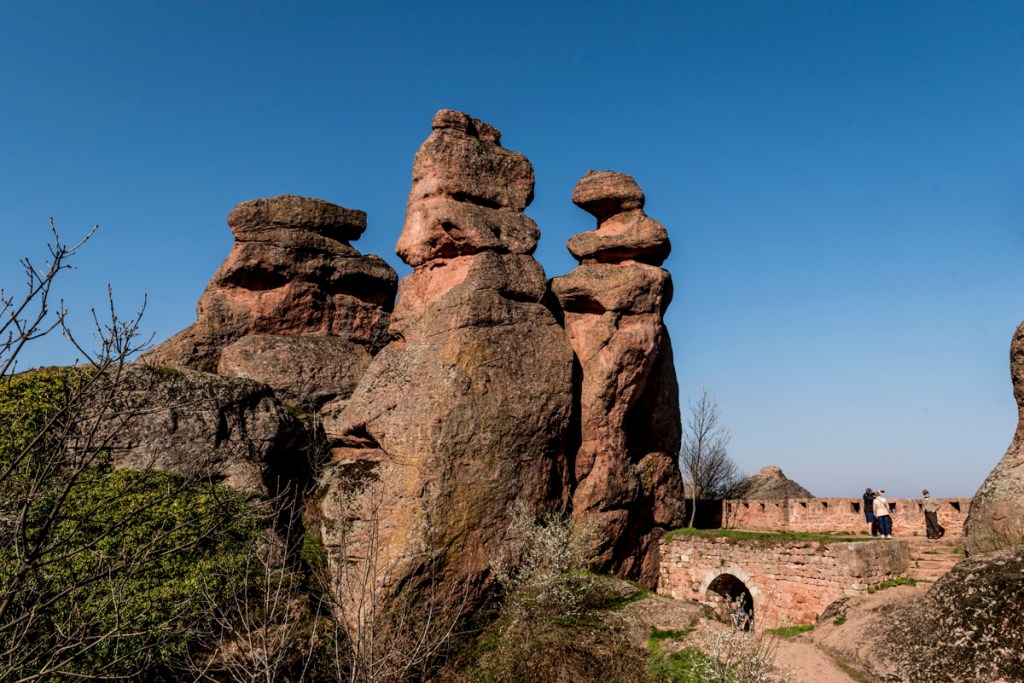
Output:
top-left (772, 635), bottom-right (858, 683)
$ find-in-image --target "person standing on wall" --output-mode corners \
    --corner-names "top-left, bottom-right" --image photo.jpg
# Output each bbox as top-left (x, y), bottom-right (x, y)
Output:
top-left (922, 489), bottom-right (945, 539)
top-left (863, 487), bottom-right (878, 537)
top-left (873, 489), bottom-right (893, 538)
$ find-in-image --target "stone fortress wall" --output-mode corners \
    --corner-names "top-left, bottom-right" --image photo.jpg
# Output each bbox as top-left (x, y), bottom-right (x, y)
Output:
top-left (659, 534), bottom-right (911, 628)
top-left (722, 497), bottom-right (972, 537)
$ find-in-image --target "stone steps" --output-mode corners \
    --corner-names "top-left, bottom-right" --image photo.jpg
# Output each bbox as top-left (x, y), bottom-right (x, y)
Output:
top-left (904, 537), bottom-right (964, 585)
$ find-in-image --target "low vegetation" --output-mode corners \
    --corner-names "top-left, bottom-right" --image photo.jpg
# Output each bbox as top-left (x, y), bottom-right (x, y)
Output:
top-left (665, 527), bottom-right (871, 546)
top-left (866, 577), bottom-right (917, 593)
top-left (765, 624), bottom-right (814, 638)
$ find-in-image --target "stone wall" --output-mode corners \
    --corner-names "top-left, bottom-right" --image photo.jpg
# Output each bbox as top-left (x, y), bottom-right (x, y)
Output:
top-left (722, 497), bottom-right (971, 537)
top-left (658, 534), bottom-right (910, 628)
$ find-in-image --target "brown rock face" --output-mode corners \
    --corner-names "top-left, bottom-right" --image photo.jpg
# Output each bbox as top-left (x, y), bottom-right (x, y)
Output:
top-left (816, 548), bottom-right (1024, 682)
top-left (552, 170), bottom-right (686, 587)
top-left (733, 466), bottom-right (815, 500)
top-left (964, 322), bottom-right (1024, 554)
top-left (322, 111), bottom-right (573, 607)
top-left (78, 365), bottom-right (303, 494)
top-left (566, 171), bottom-right (670, 265)
top-left (144, 194), bottom-right (398, 410)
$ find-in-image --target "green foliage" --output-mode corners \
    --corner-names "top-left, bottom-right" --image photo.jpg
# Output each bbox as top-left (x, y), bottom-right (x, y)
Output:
top-left (0, 468), bottom-right (260, 677)
top-left (764, 623), bottom-right (814, 638)
top-left (300, 531), bottom-right (329, 574)
top-left (648, 646), bottom-right (715, 683)
top-left (0, 366), bottom-right (263, 679)
top-left (832, 615), bottom-right (847, 626)
top-left (866, 577), bottom-right (917, 593)
top-left (0, 366), bottom-right (88, 470)
top-left (649, 626), bottom-right (694, 643)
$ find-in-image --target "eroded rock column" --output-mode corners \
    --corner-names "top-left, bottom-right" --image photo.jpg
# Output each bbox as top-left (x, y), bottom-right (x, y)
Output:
top-left (552, 170), bottom-right (687, 586)
top-left (145, 194), bottom-right (398, 411)
top-left (322, 111), bottom-right (574, 606)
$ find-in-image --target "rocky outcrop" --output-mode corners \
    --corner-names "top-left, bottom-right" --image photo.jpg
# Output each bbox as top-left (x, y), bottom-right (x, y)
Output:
top-left (76, 365), bottom-right (303, 494)
top-left (815, 548), bottom-right (1024, 682)
top-left (964, 322), bottom-right (1024, 555)
top-left (144, 194), bottom-right (398, 410)
top-left (551, 170), bottom-right (686, 586)
top-left (732, 466), bottom-right (814, 500)
top-left (322, 111), bottom-right (574, 607)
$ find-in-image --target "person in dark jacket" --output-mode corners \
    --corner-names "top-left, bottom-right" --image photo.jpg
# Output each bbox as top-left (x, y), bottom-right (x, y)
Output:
top-left (863, 487), bottom-right (878, 537)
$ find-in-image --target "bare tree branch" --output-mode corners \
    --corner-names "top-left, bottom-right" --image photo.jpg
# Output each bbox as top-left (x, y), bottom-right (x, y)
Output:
top-left (679, 386), bottom-right (739, 528)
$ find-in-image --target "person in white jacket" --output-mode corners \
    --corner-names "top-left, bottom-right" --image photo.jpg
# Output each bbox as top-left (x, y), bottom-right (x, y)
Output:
top-left (873, 490), bottom-right (893, 538)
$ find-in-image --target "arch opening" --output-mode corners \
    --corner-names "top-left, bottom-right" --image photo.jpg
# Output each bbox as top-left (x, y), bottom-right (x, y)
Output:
top-left (706, 573), bottom-right (754, 630)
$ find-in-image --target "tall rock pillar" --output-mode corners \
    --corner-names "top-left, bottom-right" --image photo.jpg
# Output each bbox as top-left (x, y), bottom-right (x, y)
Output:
top-left (552, 171), bottom-right (687, 586)
top-left (321, 111), bottom-right (574, 605)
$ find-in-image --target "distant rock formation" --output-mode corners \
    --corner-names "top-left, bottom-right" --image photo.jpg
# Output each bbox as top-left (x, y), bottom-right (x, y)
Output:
top-left (732, 466), bottom-right (814, 500)
top-left (552, 170), bottom-right (686, 585)
top-left (322, 111), bottom-right (574, 607)
top-left (144, 194), bottom-right (398, 410)
top-left (964, 322), bottom-right (1024, 554)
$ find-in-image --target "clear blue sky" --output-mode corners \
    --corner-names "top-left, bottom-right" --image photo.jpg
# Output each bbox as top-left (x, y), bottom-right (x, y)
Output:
top-left (3, 1), bottom-right (1022, 498)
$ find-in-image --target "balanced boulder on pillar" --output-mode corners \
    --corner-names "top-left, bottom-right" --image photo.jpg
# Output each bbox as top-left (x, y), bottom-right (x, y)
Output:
top-left (552, 170), bottom-right (686, 587)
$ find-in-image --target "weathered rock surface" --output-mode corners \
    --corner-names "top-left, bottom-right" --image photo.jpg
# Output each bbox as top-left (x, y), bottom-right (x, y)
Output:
top-left (77, 364), bottom-right (303, 494)
top-left (732, 465), bottom-right (814, 500)
top-left (217, 334), bottom-right (372, 412)
top-left (566, 171), bottom-right (670, 265)
top-left (551, 170), bottom-right (686, 587)
top-left (322, 111), bottom-right (574, 608)
top-left (816, 548), bottom-right (1024, 682)
top-left (964, 321), bottom-right (1024, 555)
top-left (144, 194), bottom-right (397, 410)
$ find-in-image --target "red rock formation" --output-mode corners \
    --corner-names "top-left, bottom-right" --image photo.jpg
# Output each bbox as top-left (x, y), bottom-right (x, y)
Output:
top-left (322, 111), bottom-right (573, 606)
top-left (552, 170), bottom-right (686, 587)
top-left (144, 194), bottom-right (397, 410)
top-left (964, 321), bottom-right (1024, 554)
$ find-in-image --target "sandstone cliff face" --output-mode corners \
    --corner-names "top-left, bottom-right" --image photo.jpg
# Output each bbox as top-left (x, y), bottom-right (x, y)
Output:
top-left (964, 322), bottom-right (1024, 554)
top-left (552, 170), bottom-right (686, 586)
top-left (322, 111), bottom-right (574, 605)
top-left (145, 194), bottom-right (398, 411)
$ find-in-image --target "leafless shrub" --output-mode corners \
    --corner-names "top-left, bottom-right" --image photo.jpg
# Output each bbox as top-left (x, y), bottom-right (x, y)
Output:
top-left (321, 480), bottom-right (466, 683)
top-left (491, 500), bottom-right (602, 622)
top-left (190, 505), bottom-right (322, 683)
top-left (0, 225), bottom-right (252, 681)
top-left (690, 625), bottom-right (789, 683)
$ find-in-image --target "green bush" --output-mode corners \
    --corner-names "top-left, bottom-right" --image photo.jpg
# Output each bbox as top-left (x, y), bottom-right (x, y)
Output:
top-left (0, 367), bottom-right (262, 680)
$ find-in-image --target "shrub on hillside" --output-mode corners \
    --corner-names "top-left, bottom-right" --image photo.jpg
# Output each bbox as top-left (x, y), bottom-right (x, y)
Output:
top-left (0, 367), bottom-right (261, 680)
top-left (444, 503), bottom-right (654, 682)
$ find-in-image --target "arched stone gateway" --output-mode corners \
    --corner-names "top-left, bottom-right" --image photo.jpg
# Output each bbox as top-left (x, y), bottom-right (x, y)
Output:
top-left (705, 572), bottom-right (755, 627)
top-left (659, 534), bottom-right (910, 628)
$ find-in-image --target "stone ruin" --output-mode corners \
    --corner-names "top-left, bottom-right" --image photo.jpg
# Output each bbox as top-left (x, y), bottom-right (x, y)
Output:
top-left (141, 109), bottom-right (686, 607)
